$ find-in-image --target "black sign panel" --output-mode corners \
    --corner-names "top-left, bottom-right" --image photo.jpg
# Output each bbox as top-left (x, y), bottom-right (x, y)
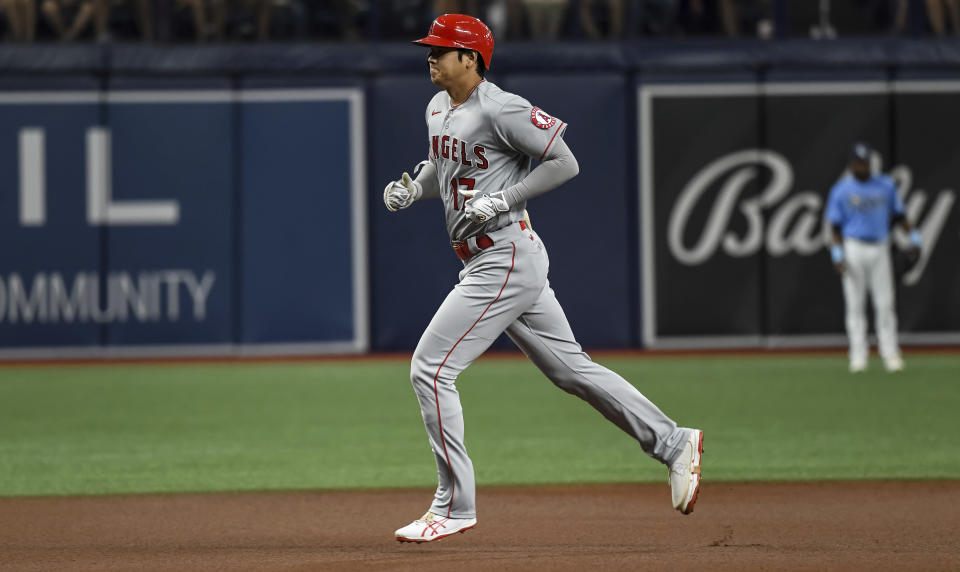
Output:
top-left (640, 82), bottom-right (960, 345)
top-left (894, 90), bottom-right (960, 332)
top-left (763, 91), bottom-right (890, 335)
top-left (645, 92), bottom-right (762, 338)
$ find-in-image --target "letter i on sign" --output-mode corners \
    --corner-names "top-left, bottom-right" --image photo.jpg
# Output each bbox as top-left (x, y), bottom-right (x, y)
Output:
top-left (19, 129), bottom-right (45, 226)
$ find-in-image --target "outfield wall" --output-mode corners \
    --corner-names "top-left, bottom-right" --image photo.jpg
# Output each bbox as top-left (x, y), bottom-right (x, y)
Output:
top-left (0, 40), bottom-right (958, 356)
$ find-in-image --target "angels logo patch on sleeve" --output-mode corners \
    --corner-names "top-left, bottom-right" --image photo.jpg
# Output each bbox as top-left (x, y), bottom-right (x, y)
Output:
top-left (530, 107), bottom-right (557, 130)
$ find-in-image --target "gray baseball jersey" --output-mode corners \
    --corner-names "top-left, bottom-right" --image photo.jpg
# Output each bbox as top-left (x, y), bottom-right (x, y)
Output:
top-left (425, 81), bottom-right (567, 242)
top-left (400, 80), bottom-right (695, 521)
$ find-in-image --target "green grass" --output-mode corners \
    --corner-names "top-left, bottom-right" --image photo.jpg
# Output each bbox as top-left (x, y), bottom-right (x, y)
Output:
top-left (0, 353), bottom-right (957, 497)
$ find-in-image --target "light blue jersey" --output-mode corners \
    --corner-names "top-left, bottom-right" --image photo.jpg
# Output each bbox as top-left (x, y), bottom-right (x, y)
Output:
top-left (825, 174), bottom-right (904, 242)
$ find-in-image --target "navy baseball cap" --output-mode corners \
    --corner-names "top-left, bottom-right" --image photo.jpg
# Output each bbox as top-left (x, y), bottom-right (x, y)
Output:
top-left (849, 142), bottom-right (871, 162)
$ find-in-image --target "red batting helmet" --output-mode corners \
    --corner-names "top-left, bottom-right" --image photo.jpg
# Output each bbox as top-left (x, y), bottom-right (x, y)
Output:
top-left (413, 14), bottom-right (495, 69)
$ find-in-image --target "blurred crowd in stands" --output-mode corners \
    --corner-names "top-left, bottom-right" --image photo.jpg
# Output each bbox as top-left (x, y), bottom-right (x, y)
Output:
top-left (1, 0), bottom-right (956, 44)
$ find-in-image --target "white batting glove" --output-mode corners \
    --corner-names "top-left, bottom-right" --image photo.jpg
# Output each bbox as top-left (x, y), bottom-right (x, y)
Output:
top-left (383, 172), bottom-right (422, 212)
top-left (459, 190), bottom-right (510, 223)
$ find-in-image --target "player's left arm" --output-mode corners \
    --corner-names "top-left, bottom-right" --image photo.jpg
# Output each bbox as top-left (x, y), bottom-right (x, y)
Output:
top-left (500, 136), bottom-right (579, 205)
top-left (495, 99), bottom-right (578, 204)
top-left (886, 177), bottom-right (922, 254)
top-left (460, 137), bottom-right (579, 221)
top-left (461, 100), bottom-right (578, 221)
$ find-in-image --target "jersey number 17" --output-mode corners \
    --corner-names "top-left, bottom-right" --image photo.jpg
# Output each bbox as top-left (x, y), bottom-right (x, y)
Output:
top-left (451, 178), bottom-right (475, 211)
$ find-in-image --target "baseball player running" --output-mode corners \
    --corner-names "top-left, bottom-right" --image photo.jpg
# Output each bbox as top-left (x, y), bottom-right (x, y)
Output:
top-left (826, 142), bottom-right (921, 373)
top-left (384, 14), bottom-right (703, 544)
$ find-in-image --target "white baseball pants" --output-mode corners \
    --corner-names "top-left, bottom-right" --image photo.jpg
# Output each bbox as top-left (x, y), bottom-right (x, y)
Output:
top-left (409, 222), bottom-right (691, 519)
top-left (841, 238), bottom-right (902, 364)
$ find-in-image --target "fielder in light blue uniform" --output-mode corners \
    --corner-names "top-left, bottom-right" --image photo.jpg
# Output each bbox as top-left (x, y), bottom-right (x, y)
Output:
top-left (825, 143), bottom-right (921, 372)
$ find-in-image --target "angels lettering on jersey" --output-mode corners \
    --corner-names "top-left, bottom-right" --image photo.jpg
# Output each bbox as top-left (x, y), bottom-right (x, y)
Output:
top-left (431, 134), bottom-right (489, 170)
top-left (423, 81), bottom-right (567, 240)
top-left (428, 104), bottom-right (560, 173)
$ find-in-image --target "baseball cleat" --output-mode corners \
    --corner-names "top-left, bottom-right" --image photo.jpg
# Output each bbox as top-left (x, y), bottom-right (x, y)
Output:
top-left (668, 429), bottom-right (703, 515)
top-left (395, 512), bottom-right (477, 543)
top-left (849, 357), bottom-right (868, 373)
top-left (883, 356), bottom-right (904, 372)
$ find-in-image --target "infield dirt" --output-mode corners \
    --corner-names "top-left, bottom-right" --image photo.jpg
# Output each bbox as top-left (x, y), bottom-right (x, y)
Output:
top-left (1, 481), bottom-right (958, 571)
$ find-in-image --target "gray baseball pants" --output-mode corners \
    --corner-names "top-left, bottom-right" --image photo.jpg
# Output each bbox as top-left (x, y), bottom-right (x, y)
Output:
top-left (410, 222), bottom-right (690, 519)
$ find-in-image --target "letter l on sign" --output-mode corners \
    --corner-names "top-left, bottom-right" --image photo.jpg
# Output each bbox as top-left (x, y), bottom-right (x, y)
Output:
top-left (17, 127), bottom-right (180, 226)
top-left (87, 127), bottom-right (179, 225)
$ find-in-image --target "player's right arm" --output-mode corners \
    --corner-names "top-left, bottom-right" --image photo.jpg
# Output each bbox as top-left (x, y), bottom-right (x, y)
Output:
top-left (825, 182), bottom-right (847, 274)
top-left (412, 160), bottom-right (441, 199)
top-left (383, 96), bottom-right (445, 212)
top-left (383, 161), bottom-right (441, 212)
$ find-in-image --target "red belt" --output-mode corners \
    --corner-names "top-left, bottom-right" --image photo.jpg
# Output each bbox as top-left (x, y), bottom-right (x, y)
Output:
top-left (453, 220), bottom-right (527, 261)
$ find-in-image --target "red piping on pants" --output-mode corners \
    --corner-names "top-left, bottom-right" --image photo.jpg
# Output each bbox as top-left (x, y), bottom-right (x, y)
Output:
top-left (431, 242), bottom-right (517, 517)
